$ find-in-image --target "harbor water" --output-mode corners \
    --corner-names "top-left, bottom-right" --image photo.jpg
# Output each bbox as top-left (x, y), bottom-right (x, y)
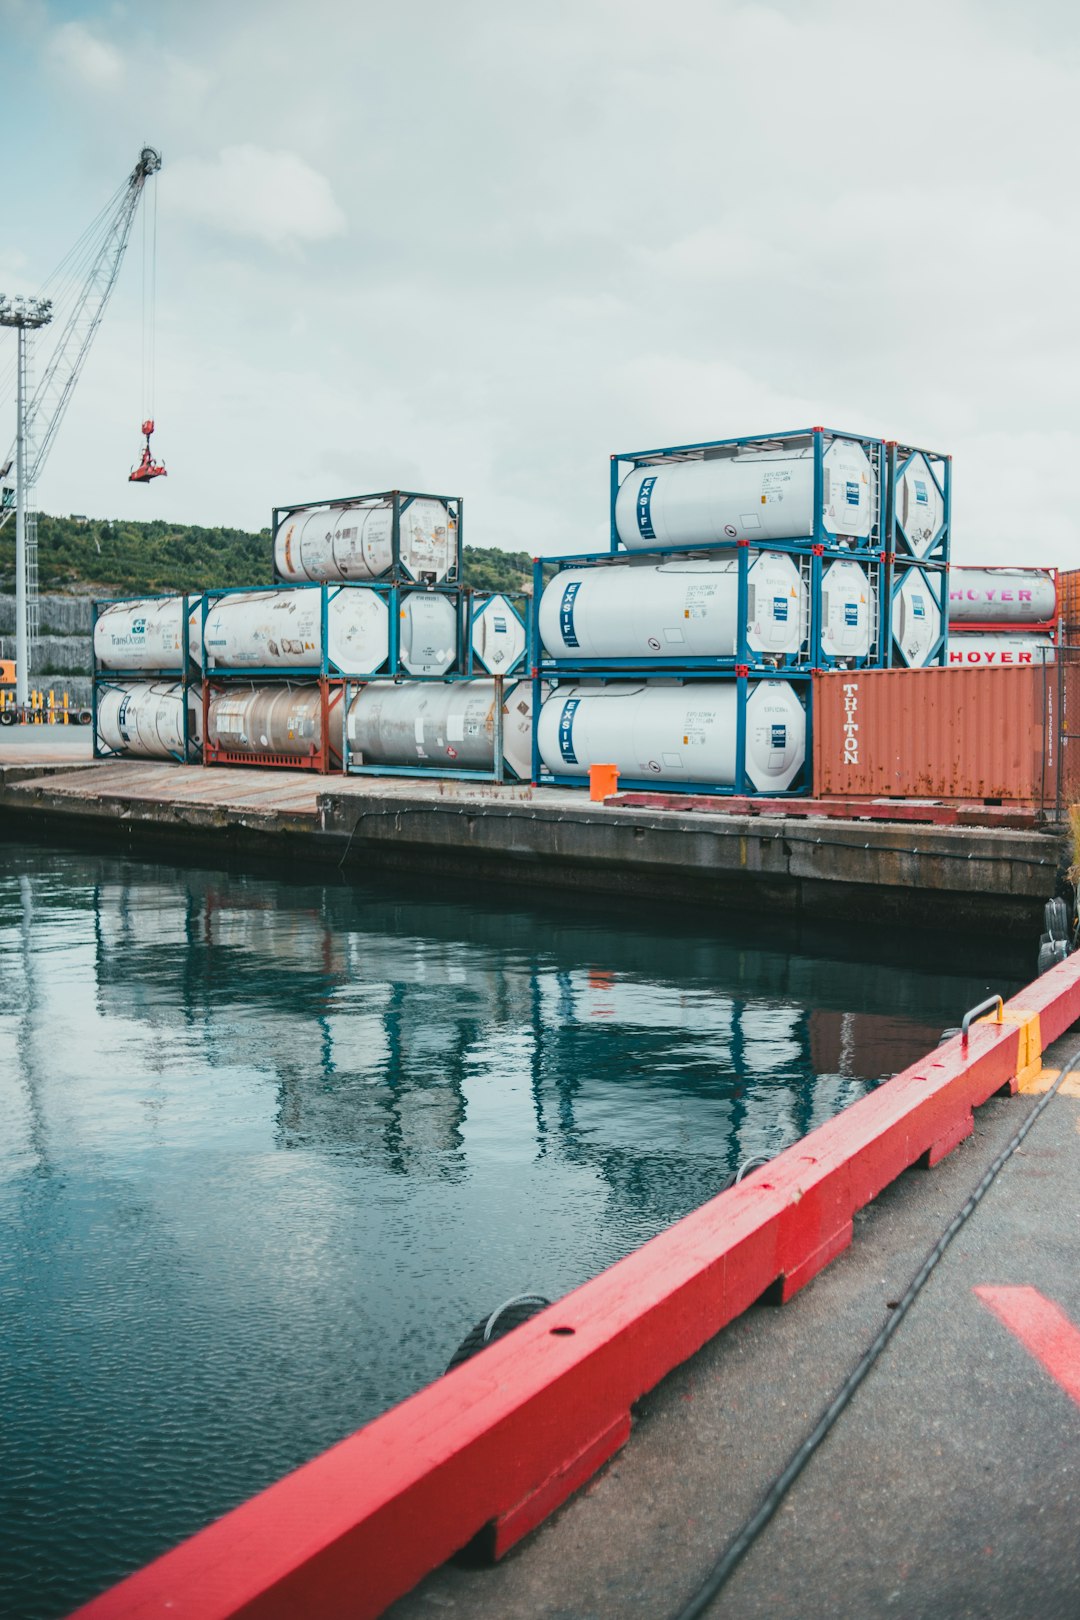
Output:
top-left (0, 841), bottom-right (1019, 1619)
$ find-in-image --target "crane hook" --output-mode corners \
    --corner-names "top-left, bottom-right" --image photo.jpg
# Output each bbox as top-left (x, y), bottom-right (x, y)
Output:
top-left (129, 418), bottom-right (166, 484)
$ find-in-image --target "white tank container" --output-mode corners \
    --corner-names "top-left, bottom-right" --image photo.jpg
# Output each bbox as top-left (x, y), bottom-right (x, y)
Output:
top-left (274, 498), bottom-right (457, 584)
top-left (820, 559), bottom-right (875, 660)
top-left (471, 594), bottom-right (527, 673)
top-left (892, 453), bottom-right (945, 556)
top-left (207, 684), bottom-right (342, 762)
top-left (201, 587), bottom-right (392, 677)
top-left (614, 438), bottom-right (874, 550)
top-left (95, 597), bottom-right (202, 671)
top-left (891, 568), bottom-right (943, 668)
top-left (347, 679), bottom-right (533, 778)
top-left (538, 555), bottom-right (808, 662)
top-left (947, 633), bottom-right (1055, 667)
top-left (398, 591), bottom-right (458, 675)
top-left (537, 680), bottom-right (806, 792)
top-left (97, 681), bottom-right (201, 759)
top-left (948, 568), bottom-right (1057, 626)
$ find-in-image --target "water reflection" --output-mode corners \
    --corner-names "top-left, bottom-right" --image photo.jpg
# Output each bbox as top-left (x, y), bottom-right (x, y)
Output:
top-left (0, 843), bottom-right (1015, 1620)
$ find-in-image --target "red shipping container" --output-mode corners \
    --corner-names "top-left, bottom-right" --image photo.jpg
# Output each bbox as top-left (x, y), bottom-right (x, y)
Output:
top-left (813, 662), bottom-right (1080, 807)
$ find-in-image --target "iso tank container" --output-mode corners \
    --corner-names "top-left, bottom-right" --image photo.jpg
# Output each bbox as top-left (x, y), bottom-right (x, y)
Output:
top-left (813, 664), bottom-right (1078, 805)
top-left (202, 588), bottom-right (458, 677)
top-left (538, 555), bottom-right (809, 663)
top-left (889, 451), bottom-right (947, 559)
top-left (471, 593), bottom-right (527, 674)
top-left (97, 681), bottom-right (201, 760)
top-left (890, 567), bottom-right (945, 667)
top-left (94, 597), bottom-right (202, 672)
top-left (948, 568), bottom-right (1057, 627)
top-left (537, 680), bottom-right (806, 792)
top-left (947, 633), bottom-right (1055, 667)
top-left (274, 495), bottom-right (459, 586)
top-left (347, 680), bottom-right (533, 778)
top-left (614, 436), bottom-right (876, 551)
top-left (820, 559), bottom-right (877, 661)
top-left (206, 684), bottom-right (343, 765)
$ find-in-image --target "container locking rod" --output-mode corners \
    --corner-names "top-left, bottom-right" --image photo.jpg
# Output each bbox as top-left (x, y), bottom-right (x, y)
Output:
top-left (961, 995), bottom-right (1004, 1046)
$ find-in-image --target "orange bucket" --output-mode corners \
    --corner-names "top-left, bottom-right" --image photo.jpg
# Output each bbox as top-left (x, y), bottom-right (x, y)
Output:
top-left (589, 763), bottom-right (619, 802)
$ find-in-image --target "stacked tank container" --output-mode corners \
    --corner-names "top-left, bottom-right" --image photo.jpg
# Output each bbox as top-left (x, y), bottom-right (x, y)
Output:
top-left (884, 443), bottom-right (951, 669)
top-left (946, 566), bottom-right (1057, 667)
top-left (91, 593), bottom-right (203, 762)
top-left (194, 489), bottom-right (533, 778)
top-left (531, 427), bottom-right (888, 796)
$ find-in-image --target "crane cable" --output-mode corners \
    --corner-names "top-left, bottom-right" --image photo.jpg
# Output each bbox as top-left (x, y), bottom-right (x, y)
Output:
top-left (139, 174), bottom-right (158, 425)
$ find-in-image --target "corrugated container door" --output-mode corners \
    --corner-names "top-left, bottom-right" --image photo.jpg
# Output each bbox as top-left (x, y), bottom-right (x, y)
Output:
top-left (812, 664), bottom-right (1055, 805)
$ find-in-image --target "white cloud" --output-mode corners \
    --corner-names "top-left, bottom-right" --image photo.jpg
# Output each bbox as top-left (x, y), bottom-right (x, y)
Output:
top-left (9, 0), bottom-right (1080, 566)
top-left (46, 19), bottom-right (124, 90)
top-left (165, 146), bottom-right (346, 250)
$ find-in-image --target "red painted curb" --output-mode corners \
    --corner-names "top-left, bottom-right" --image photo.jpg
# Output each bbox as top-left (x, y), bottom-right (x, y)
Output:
top-left (70, 957), bottom-right (1080, 1620)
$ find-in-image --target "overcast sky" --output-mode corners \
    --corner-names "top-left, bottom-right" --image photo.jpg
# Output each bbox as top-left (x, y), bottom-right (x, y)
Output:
top-left (1, 0), bottom-right (1077, 564)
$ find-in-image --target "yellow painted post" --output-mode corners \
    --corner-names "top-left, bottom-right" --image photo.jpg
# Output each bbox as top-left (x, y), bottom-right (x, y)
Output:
top-left (47, 690), bottom-right (55, 726)
top-left (63, 691), bottom-right (69, 726)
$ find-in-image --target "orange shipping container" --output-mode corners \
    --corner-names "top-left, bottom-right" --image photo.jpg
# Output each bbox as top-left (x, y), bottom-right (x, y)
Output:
top-left (1060, 568), bottom-right (1080, 638)
top-left (813, 662), bottom-right (1080, 807)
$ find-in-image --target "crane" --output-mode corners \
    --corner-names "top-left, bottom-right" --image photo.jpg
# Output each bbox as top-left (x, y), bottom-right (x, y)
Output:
top-left (0, 145), bottom-right (162, 706)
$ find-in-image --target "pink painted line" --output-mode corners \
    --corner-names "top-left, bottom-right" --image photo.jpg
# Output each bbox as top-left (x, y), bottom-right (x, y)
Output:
top-left (974, 1286), bottom-right (1080, 1408)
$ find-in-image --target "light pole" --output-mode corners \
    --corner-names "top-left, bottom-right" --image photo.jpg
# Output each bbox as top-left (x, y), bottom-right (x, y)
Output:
top-left (0, 295), bottom-right (54, 708)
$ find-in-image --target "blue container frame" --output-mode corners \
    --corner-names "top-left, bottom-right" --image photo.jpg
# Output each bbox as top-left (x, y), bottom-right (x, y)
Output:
top-left (531, 546), bottom-right (884, 676)
top-left (528, 670), bottom-right (814, 798)
top-left (885, 558), bottom-right (949, 669)
top-left (341, 673), bottom-right (526, 784)
top-left (200, 583), bottom-right (530, 684)
top-left (608, 426), bottom-right (885, 557)
top-left (91, 592), bottom-right (200, 763)
top-left (271, 490), bottom-right (464, 587)
top-left (886, 442), bottom-right (951, 567)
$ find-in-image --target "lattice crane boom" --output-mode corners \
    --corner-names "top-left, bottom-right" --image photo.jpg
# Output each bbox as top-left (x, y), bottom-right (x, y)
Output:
top-left (0, 144), bottom-right (161, 535)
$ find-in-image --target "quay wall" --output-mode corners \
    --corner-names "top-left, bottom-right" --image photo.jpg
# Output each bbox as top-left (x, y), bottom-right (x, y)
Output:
top-left (0, 763), bottom-right (1067, 936)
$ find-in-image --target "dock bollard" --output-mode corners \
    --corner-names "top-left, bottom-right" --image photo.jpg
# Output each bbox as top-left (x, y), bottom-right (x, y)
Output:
top-left (589, 763), bottom-right (619, 802)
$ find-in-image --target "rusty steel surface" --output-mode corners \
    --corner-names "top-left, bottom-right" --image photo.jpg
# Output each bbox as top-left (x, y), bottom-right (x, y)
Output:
top-left (813, 662), bottom-right (1080, 807)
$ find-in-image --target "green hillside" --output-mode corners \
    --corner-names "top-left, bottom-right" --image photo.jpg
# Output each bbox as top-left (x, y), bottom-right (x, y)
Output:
top-left (0, 513), bottom-right (533, 596)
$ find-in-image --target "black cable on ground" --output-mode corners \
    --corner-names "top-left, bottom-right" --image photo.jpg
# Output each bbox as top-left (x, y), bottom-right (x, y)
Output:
top-left (671, 1045), bottom-right (1080, 1620)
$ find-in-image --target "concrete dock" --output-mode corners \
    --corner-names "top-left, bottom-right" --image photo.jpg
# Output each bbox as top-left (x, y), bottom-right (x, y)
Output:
top-left (388, 1034), bottom-right (1080, 1620)
top-left (0, 752), bottom-right (1068, 934)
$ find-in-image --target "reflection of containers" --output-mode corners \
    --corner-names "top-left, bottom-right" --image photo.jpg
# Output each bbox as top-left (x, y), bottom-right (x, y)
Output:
top-left (809, 1009), bottom-right (933, 1083)
top-left (94, 596), bottom-right (202, 671)
top-left (97, 681), bottom-right (202, 760)
top-left (538, 555), bottom-right (809, 662)
top-left (614, 434), bottom-right (876, 550)
top-left (347, 680), bottom-right (533, 778)
top-left (813, 663), bottom-right (1079, 805)
top-left (890, 567), bottom-right (944, 667)
top-left (273, 493), bottom-right (461, 586)
top-left (948, 567), bottom-right (1057, 627)
top-left (537, 680), bottom-right (807, 792)
top-left (947, 633), bottom-right (1055, 666)
top-left (206, 684), bottom-right (343, 767)
top-left (471, 594), bottom-right (527, 674)
top-left (820, 559), bottom-right (876, 661)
